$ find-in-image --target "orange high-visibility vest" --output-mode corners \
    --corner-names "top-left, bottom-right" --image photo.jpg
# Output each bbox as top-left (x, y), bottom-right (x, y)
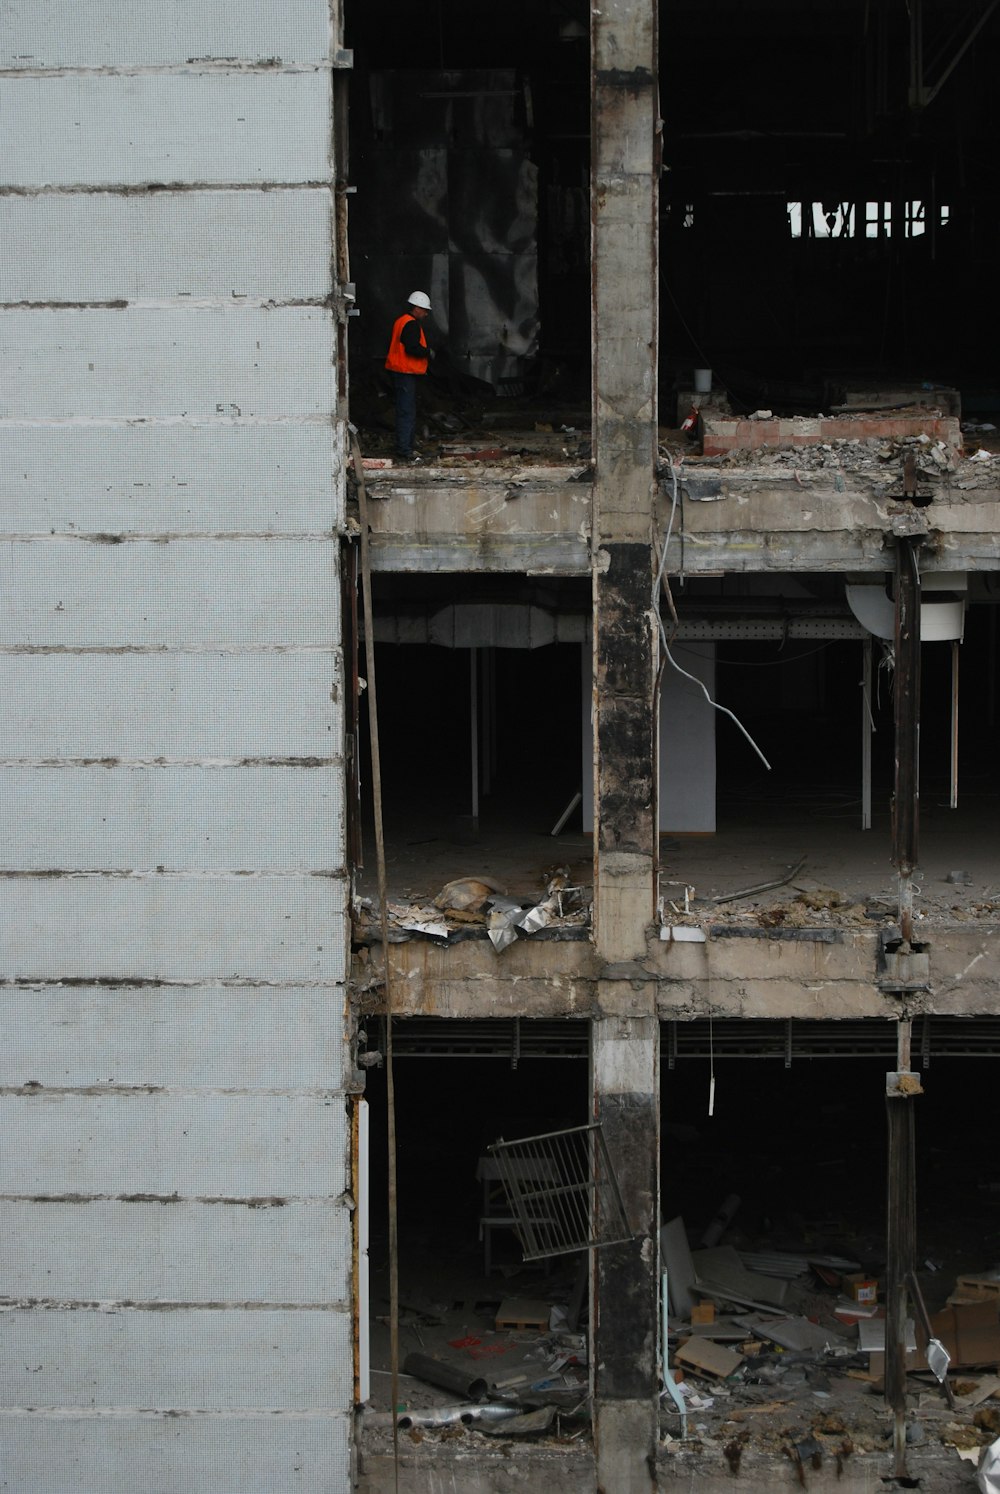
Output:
top-left (385, 313), bottom-right (428, 375)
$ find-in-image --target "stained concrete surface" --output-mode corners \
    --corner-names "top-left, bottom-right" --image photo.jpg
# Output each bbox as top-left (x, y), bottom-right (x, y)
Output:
top-left (357, 1046), bottom-right (1000, 1490)
top-left (354, 786), bottom-right (1000, 932)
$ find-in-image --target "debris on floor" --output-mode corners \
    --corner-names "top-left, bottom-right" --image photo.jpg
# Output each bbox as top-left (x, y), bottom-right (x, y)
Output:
top-left (657, 1214), bottom-right (1000, 1472)
top-left (353, 869), bottom-right (591, 949)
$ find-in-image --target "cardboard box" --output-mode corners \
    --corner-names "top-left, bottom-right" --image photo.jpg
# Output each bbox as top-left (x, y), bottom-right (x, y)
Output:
top-left (843, 1273), bottom-right (878, 1305)
top-left (691, 1301), bottom-right (716, 1325)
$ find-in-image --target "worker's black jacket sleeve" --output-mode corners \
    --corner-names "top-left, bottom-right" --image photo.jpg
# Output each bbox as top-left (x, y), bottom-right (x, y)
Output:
top-left (400, 318), bottom-right (429, 364)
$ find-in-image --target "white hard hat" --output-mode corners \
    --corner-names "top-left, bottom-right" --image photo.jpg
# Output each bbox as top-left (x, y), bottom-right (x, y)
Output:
top-left (407, 290), bottom-right (431, 310)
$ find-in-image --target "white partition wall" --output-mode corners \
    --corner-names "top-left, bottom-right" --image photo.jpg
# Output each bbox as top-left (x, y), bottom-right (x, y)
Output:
top-left (0, 6), bottom-right (353, 1489)
top-left (582, 640), bottom-right (717, 834)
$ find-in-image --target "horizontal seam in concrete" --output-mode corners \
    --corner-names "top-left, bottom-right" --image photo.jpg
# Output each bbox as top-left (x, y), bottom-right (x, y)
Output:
top-left (0, 1194), bottom-right (343, 1206)
top-left (1, 1299), bottom-right (350, 1311)
top-left (0, 758), bottom-right (342, 768)
top-left (0, 181), bottom-right (332, 197)
top-left (1, 979), bottom-right (345, 989)
top-left (0, 645), bottom-right (339, 656)
top-left (0, 299), bottom-right (334, 312)
top-left (0, 63), bottom-right (331, 78)
top-left (0, 415), bottom-right (337, 427)
top-left (0, 533), bottom-right (339, 543)
top-left (0, 1086), bottom-right (346, 1097)
top-left (0, 1408), bottom-right (348, 1419)
top-left (0, 869), bottom-right (348, 879)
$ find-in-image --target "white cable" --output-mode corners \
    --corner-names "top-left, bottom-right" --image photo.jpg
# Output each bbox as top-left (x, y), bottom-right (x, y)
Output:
top-left (655, 453), bottom-right (772, 772)
top-left (708, 1013), bottom-right (716, 1117)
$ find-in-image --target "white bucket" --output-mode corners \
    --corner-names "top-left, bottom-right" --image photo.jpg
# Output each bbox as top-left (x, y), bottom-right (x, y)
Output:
top-left (694, 368), bottom-right (713, 393)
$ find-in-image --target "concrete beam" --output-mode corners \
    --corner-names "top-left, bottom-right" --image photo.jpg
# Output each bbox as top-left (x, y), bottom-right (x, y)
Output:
top-left (356, 921), bottom-right (1000, 1023)
top-left (357, 470), bottom-right (593, 574)
top-left (669, 473), bottom-right (1000, 574)
top-left (356, 463), bottom-right (1000, 578)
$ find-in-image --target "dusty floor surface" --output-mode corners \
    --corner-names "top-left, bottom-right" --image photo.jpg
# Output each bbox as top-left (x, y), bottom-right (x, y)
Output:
top-left (359, 1227), bottom-right (1000, 1483)
top-left (354, 785), bottom-right (1000, 935)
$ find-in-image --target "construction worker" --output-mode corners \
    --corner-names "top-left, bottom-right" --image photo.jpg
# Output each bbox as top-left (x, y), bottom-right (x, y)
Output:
top-left (384, 290), bottom-right (432, 461)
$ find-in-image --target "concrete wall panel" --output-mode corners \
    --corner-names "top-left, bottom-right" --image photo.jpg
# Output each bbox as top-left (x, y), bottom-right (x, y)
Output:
top-left (0, 876), bottom-right (347, 982)
top-left (0, 765), bottom-right (344, 869)
top-left (0, 422), bottom-right (339, 536)
top-left (0, 1414), bottom-right (350, 1494)
top-left (1, 1199), bottom-right (349, 1302)
top-left (2, 985), bottom-right (346, 1087)
top-left (2, 539), bottom-right (339, 647)
top-left (0, 1309), bottom-right (351, 1408)
top-left (0, 73), bottom-right (331, 188)
top-left (0, 307), bottom-right (333, 420)
top-left (1, 1092), bottom-right (346, 1197)
top-left (0, 0), bottom-right (349, 1478)
top-left (0, 652), bottom-right (341, 759)
top-left (2, 988), bottom-right (346, 1090)
top-left (0, 0), bottom-right (332, 68)
top-left (0, 191), bottom-right (332, 303)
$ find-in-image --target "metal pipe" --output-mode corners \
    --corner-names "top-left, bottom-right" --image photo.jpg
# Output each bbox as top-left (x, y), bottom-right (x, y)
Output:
top-left (661, 1273), bottom-right (688, 1436)
top-left (470, 649), bottom-right (479, 823)
top-left (893, 538), bottom-right (921, 943)
top-left (397, 1404), bottom-right (520, 1430)
top-left (950, 639), bottom-right (959, 810)
top-left (885, 1082), bottom-right (916, 1479)
top-left (862, 637), bottom-right (873, 830)
top-left (403, 1352), bottom-right (488, 1403)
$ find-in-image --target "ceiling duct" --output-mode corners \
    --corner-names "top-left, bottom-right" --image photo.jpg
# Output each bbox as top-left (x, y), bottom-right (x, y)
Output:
top-left (845, 571), bottom-right (967, 642)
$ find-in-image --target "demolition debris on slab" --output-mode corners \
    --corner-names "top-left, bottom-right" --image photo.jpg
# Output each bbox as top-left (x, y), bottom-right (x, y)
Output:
top-left (657, 1207), bottom-right (1000, 1480)
top-left (354, 869), bottom-right (591, 950)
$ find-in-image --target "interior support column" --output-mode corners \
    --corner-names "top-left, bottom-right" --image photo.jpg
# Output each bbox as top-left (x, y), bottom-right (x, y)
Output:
top-left (592, 1015), bottom-right (660, 1493)
top-left (591, 0), bottom-right (659, 961)
top-left (590, 0), bottom-right (660, 1484)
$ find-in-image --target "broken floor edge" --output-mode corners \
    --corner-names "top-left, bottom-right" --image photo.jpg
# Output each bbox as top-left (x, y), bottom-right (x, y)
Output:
top-left (355, 1432), bottom-right (985, 1491)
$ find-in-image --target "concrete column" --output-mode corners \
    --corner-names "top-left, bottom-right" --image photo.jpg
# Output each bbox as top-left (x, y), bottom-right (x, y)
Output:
top-left (590, 0), bottom-right (660, 1483)
top-left (591, 0), bottom-right (660, 962)
top-left (592, 1014), bottom-right (660, 1492)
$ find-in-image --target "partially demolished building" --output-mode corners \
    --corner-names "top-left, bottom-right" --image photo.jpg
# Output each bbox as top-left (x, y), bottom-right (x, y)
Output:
top-left (3, 0), bottom-right (1000, 1491)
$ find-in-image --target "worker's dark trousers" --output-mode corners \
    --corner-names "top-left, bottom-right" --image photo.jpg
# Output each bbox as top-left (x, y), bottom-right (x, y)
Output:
top-left (392, 372), bottom-right (419, 457)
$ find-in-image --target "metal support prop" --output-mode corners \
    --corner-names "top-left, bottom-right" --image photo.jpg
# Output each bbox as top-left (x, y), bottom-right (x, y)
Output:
top-left (861, 637), bottom-right (873, 830)
top-left (886, 1027), bottom-right (917, 1478)
top-left (950, 639), bottom-right (960, 810)
top-left (893, 537), bottom-right (921, 945)
top-left (470, 648), bottom-right (479, 827)
top-left (661, 1273), bottom-right (688, 1437)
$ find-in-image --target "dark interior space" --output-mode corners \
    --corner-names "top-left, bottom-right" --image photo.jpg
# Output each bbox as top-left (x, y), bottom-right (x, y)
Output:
top-left (355, 576), bottom-right (587, 894)
top-left (659, 0), bottom-right (1000, 411)
top-left (673, 575), bottom-right (999, 824)
top-left (345, 0), bottom-right (591, 428)
top-left (660, 1039), bottom-right (1000, 1317)
top-left (352, 572), bottom-right (1000, 906)
top-left (363, 1046), bottom-right (588, 1258)
top-left (344, 0), bottom-right (1000, 432)
top-left (360, 1018), bottom-right (1000, 1321)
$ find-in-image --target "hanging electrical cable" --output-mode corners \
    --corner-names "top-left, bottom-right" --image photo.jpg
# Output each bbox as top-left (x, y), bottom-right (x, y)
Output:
top-left (654, 454), bottom-right (772, 771)
top-left (349, 425), bottom-right (401, 1492)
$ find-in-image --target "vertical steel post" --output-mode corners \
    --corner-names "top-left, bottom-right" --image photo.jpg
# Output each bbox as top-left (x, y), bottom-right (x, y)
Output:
top-left (893, 537), bottom-right (921, 944)
top-left (950, 639), bottom-right (959, 810)
top-left (862, 637), bottom-right (873, 831)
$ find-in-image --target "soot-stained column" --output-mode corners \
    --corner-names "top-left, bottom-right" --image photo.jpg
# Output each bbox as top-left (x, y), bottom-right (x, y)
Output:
top-left (591, 0), bottom-right (660, 1487)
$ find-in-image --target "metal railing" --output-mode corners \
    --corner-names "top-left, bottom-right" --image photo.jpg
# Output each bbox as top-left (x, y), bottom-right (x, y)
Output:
top-left (488, 1123), bottom-right (633, 1260)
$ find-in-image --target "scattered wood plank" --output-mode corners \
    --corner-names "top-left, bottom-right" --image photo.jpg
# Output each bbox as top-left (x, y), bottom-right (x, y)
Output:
top-left (954, 1276), bottom-right (1000, 1304)
top-left (674, 1336), bottom-right (745, 1380)
top-left (495, 1298), bottom-right (550, 1331)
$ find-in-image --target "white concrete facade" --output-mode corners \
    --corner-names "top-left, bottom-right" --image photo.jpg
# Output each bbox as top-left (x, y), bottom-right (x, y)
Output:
top-left (0, 4), bottom-right (353, 1490)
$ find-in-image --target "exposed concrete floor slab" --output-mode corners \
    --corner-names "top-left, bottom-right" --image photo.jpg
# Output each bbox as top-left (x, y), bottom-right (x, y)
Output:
top-left (354, 788), bottom-right (1000, 933)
